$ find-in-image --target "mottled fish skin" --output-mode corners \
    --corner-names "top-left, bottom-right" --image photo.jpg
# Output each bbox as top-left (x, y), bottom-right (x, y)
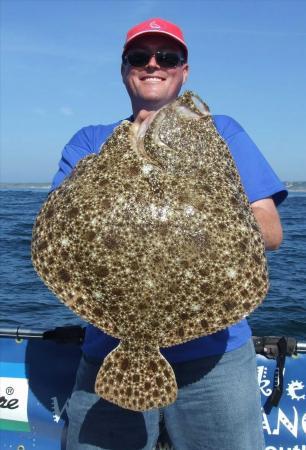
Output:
top-left (31, 91), bottom-right (269, 411)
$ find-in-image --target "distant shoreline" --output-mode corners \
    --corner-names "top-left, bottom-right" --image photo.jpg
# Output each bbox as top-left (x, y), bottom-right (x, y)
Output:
top-left (0, 183), bottom-right (51, 190)
top-left (1, 182), bottom-right (306, 193)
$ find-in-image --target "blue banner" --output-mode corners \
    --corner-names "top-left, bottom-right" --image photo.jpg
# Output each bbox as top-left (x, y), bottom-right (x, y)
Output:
top-left (0, 336), bottom-right (306, 449)
top-left (0, 336), bottom-right (81, 449)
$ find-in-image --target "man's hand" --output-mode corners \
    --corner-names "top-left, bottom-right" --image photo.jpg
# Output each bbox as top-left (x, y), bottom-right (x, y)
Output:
top-left (251, 197), bottom-right (283, 250)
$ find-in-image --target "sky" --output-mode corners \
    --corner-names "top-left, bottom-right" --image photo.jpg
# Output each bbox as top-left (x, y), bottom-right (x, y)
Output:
top-left (1, 0), bottom-right (305, 183)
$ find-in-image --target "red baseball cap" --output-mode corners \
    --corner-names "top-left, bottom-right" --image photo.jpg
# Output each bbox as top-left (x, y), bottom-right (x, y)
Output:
top-left (123, 18), bottom-right (188, 60)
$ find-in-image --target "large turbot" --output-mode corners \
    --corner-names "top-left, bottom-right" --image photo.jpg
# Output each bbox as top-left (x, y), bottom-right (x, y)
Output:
top-left (31, 91), bottom-right (269, 411)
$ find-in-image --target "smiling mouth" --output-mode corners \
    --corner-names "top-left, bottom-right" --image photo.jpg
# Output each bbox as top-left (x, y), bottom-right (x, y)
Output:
top-left (140, 76), bottom-right (165, 82)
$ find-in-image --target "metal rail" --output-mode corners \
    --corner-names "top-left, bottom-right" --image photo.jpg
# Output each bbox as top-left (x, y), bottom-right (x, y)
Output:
top-left (0, 327), bottom-right (44, 339)
top-left (0, 326), bottom-right (305, 353)
top-left (297, 341), bottom-right (306, 353)
top-left (0, 325), bottom-right (85, 343)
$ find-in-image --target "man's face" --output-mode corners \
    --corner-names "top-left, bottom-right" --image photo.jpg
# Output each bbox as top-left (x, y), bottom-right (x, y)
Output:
top-left (121, 34), bottom-right (189, 113)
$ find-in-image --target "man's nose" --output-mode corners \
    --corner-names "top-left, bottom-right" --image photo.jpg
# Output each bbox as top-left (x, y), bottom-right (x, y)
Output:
top-left (146, 54), bottom-right (160, 68)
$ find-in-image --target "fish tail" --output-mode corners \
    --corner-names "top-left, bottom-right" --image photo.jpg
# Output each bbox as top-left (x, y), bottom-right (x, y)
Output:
top-left (95, 341), bottom-right (177, 411)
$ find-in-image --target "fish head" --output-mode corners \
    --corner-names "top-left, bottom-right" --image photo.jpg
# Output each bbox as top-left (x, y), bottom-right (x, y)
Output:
top-left (134, 91), bottom-right (211, 173)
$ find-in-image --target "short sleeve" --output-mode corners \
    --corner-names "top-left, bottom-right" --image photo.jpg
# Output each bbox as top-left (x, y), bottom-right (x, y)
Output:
top-left (213, 115), bottom-right (288, 206)
top-left (49, 122), bottom-right (121, 193)
top-left (49, 126), bottom-right (97, 193)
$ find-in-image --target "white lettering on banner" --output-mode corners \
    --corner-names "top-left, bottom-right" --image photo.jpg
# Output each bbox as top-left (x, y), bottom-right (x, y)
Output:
top-left (272, 407), bottom-right (298, 438)
top-left (51, 396), bottom-right (69, 423)
top-left (262, 407), bottom-right (306, 437)
top-left (265, 446), bottom-right (306, 450)
top-left (262, 410), bottom-right (272, 434)
top-left (257, 366), bottom-right (306, 403)
top-left (302, 413), bottom-right (306, 433)
top-left (286, 381), bottom-right (306, 401)
top-left (257, 366), bottom-right (273, 396)
top-left (0, 377), bottom-right (29, 424)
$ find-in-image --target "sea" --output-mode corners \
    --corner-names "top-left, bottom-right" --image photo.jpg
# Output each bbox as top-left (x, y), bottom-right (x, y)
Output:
top-left (0, 182), bottom-right (305, 341)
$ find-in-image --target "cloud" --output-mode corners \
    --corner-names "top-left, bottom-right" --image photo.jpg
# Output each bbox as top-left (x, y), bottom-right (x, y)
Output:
top-left (2, 34), bottom-right (117, 65)
top-left (134, 0), bottom-right (159, 17)
top-left (59, 106), bottom-right (73, 116)
top-left (33, 107), bottom-right (46, 116)
top-left (194, 27), bottom-right (306, 37)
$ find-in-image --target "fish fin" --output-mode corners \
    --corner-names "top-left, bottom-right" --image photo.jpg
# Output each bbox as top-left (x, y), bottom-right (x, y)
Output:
top-left (95, 341), bottom-right (177, 411)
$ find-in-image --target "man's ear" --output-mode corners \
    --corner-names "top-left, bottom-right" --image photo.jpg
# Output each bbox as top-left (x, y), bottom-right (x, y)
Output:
top-left (121, 63), bottom-right (125, 78)
top-left (182, 64), bottom-right (189, 84)
top-left (121, 63), bottom-right (128, 86)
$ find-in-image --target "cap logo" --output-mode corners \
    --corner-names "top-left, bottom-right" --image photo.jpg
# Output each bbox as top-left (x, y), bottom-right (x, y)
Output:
top-left (149, 21), bottom-right (161, 29)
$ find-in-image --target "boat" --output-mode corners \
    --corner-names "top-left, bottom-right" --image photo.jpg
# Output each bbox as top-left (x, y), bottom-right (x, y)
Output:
top-left (1, 326), bottom-right (305, 449)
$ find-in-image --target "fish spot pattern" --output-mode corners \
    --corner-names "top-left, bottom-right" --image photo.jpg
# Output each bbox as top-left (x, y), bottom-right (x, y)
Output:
top-left (31, 91), bottom-right (268, 411)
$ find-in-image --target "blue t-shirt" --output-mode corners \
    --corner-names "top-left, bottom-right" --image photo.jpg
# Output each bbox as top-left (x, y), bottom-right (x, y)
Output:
top-left (50, 115), bottom-right (287, 363)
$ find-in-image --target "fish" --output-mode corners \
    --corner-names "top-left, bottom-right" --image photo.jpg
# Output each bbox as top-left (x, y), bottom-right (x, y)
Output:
top-left (31, 91), bottom-right (269, 411)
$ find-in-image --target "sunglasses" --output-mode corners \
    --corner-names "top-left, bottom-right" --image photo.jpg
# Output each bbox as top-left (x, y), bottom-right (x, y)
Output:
top-left (122, 50), bottom-right (186, 68)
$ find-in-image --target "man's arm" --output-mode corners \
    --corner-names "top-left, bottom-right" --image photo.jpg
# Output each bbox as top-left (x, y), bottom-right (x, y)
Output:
top-left (251, 197), bottom-right (283, 250)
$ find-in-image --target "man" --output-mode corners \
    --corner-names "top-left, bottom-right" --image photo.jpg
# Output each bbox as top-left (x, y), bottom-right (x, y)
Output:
top-left (50, 18), bottom-right (287, 450)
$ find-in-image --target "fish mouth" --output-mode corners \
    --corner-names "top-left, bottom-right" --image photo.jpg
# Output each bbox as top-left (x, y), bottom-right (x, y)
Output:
top-left (130, 91), bottom-right (211, 166)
